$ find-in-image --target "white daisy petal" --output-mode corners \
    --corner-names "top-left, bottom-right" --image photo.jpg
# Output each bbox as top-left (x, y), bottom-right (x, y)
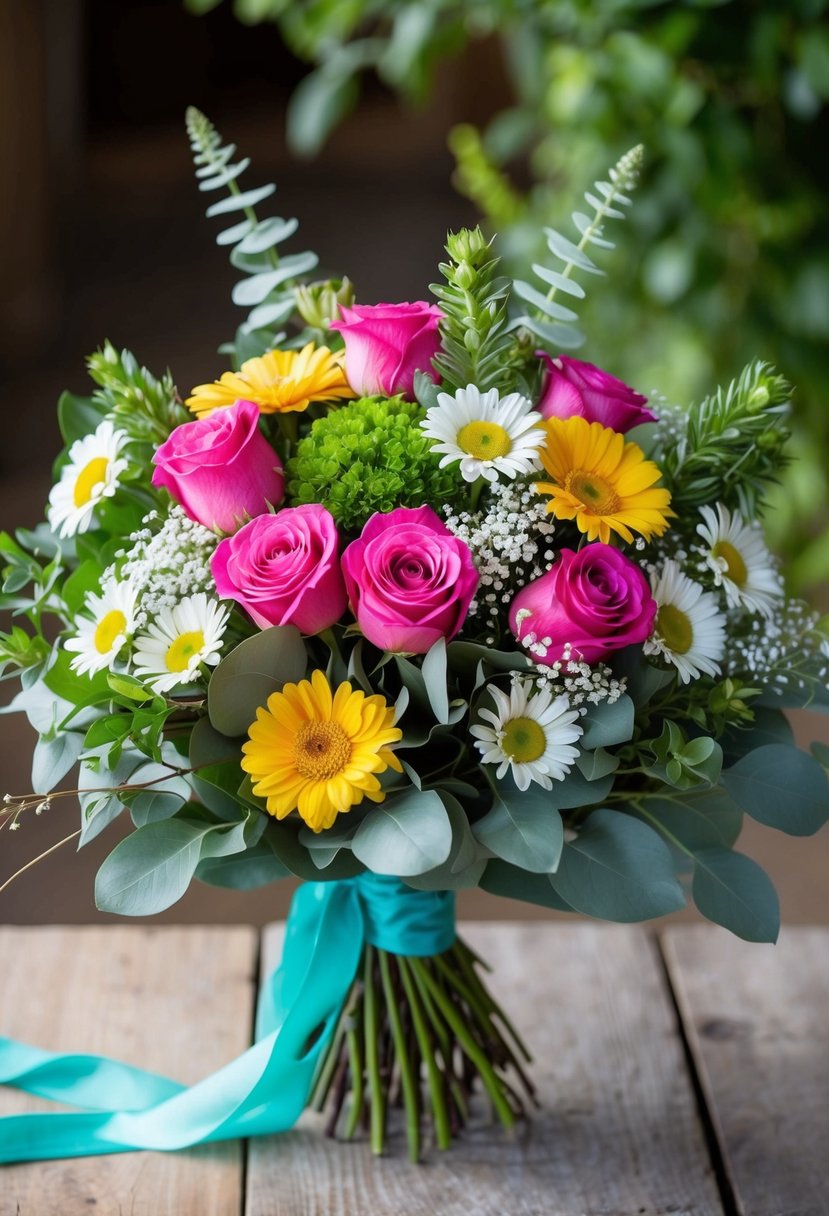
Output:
top-left (47, 420), bottom-right (129, 539)
top-left (696, 503), bottom-right (782, 619)
top-left (421, 383), bottom-right (545, 484)
top-left (64, 579), bottom-right (139, 676)
top-left (644, 559), bottom-right (727, 684)
top-left (132, 592), bottom-right (229, 694)
top-left (471, 676), bottom-right (582, 791)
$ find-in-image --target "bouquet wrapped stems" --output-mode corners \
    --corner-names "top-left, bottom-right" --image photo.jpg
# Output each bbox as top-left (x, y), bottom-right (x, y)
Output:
top-left (309, 934), bottom-right (537, 1161)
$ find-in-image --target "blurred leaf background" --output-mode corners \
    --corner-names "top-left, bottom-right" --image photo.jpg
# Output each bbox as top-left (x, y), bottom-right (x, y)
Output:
top-left (186, 0), bottom-right (829, 596)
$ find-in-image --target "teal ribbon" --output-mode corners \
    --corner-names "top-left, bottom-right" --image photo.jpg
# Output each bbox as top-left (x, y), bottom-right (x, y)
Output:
top-left (0, 875), bottom-right (455, 1163)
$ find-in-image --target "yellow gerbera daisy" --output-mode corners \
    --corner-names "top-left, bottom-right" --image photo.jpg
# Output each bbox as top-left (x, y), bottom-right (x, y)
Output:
top-left (186, 343), bottom-right (356, 417)
top-left (241, 670), bottom-right (403, 834)
top-left (535, 415), bottom-right (673, 544)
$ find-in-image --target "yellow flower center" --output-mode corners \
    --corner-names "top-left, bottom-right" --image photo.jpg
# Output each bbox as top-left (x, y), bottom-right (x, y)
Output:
top-left (73, 457), bottom-right (109, 508)
top-left (294, 721), bottom-right (352, 781)
top-left (713, 540), bottom-right (748, 588)
top-left (565, 468), bottom-right (620, 515)
top-left (93, 610), bottom-right (127, 655)
top-left (655, 604), bottom-right (693, 655)
top-left (456, 420), bottom-right (513, 461)
top-left (165, 630), bottom-right (205, 673)
top-left (501, 717), bottom-right (546, 764)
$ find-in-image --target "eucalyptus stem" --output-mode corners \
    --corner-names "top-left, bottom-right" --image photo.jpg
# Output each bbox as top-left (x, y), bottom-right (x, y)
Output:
top-left (363, 945), bottom-right (385, 1155)
top-left (379, 952), bottom-right (420, 1163)
top-left (399, 957), bottom-right (452, 1151)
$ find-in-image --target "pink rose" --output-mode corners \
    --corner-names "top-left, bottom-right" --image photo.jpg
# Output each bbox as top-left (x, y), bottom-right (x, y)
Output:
top-left (211, 504), bottom-right (347, 634)
top-left (329, 301), bottom-right (443, 399)
top-left (152, 399), bottom-right (284, 534)
top-left (537, 353), bottom-right (656, 433)
top-left (509, 545), bottom-right (656, 665)
top-left (342, 506), bottom-right (479, 654)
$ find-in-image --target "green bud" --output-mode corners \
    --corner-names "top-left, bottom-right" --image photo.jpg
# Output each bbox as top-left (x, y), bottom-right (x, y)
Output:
top-left (746, 385), bottom-right (770, 412)
top-left (464, 329), bottom-right (481, 353)
top-left (454, 260), bottom-right (477, 291)
top-left (445, 226), bottom-right (490, 265)
top-left (294, 277), bottom-right (355, 329)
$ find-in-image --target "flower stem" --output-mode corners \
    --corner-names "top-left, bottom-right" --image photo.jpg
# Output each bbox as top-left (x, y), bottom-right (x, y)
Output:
top-left (379, 952), bottom-right (420, 1162)
top-left (363, 945), bottom-right (385, 1155)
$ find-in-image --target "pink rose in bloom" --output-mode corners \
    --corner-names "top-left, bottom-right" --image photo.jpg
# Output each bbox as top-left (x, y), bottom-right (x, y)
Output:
top-left (152, 399), bottom-right (284, 535)
top-left (509, 545), bottom-right (656, 665)
top-left (342, 506), bottom-right (479, 654)
top-left (536, 353), bottom-right (656, 433)
top-left (211, 504), bottom-right (347, 634)
top-left (329, 301), bottom-right (443, 399)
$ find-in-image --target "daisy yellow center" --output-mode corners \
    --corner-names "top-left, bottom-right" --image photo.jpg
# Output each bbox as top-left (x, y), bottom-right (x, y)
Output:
top-left (165, 630), bottom-right (205, 673)
top-left (713, 540), bottom-right (748, 588)
top-left (93, 610), bottom-right (127, 655)
top-left (456, 420), bottom-right (513, 461)
top-left (73, 457), bottom-right (109, 508)
top-left (293, 720), bottom-right (352, 781)
top-left (656, 604), bottom-right (693, 655)
top-left (565, 468), bottom-right (620, 515)
top-left (501, 717), bottom-right (546, 763)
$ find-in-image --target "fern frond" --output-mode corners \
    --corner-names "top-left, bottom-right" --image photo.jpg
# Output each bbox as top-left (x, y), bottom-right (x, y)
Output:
top-left (512, 144), bottom-right (644, 351)
top-left (185, 106), bottom-right (319, 362)
top-left (428, 227), bottom-right (527, 395)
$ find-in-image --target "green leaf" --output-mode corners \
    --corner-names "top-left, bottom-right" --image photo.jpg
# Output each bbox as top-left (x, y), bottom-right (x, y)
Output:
top-left (421, 638), bottom-right (450, 724)
top-left (722, 744), bottom-right (829, 836)
top-left (550, 809), bottom-right (685, 922)
top-left (61, 560), bottom-right (103, 616)
top-left (637, 790), bottom-right (743, 855)
top-left (575, 747), bottom-right (620, 782)
top-left (195, 837), bottom-right (292, 889)
top-left (207, 625), bottom-right (307, 737)
top-left (548, 766), bottom-right (615, 810)
top-left (286, 66), bottom-right (360, 157)
top-left (32, 731), bottom-right (85, 794)
top-left (480, 859), bottom-right (574, 911)
top-left (472, 783), bottom-right (563, 873)
top-left (44, 649), bottom-right (111, 707)
top-left (692, 849), bottom-right (780, 943)
top-left (405, 792), bottom-right (485, 891)
top-left (57, 390), bottom-right (106, 446)
top-left (578, 695), bottom-right (634, 749)
top-left (106, 672), bottom-right (155, 703)
top-left (352, 788), bottom-right (452, 877)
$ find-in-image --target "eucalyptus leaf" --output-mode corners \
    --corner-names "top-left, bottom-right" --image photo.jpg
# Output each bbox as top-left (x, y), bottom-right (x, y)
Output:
top-left (472, 783), bottom-right (563, 873)
top-left (578, 695), bottom-right (635, 749)
top-left (480, 859), bottom-right (574, 911)
top-left (692, 848), bottom-right (780, 943)
top-left (550, 809), bottom-right (685, 922)
top-left (32, 731), bottom-right (84, 795)
top-left (722, 743), bottom-right (829, 836)
top-left (421, 638), bottom-right (450, 724)
top-left (195, 837), bottom-right (292, 889)
top-left (352, 788), bottom-right (452, 876)
top-left (208, 626), bottom-right (306, 737)
top-left (405, 792), bottom-right (484, 891)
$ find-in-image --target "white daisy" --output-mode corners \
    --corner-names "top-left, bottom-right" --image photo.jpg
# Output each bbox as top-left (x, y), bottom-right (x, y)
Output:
top-left (644, 560), bottom-right (726, 684)
top-left (65, 579), bottom-right (139, 676)
top-left (470, 677), bottom-right (582, 791)
top-left (132, 593), bottom-right (229, 693)
top-left (420, 384), bottom-right (545, 483)
top-left (696, 503), bottom-right (781, 619)
top-left (47, 420), bottom-right (129, 538)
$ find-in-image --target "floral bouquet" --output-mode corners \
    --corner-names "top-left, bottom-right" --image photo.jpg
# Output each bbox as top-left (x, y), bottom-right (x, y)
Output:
top-left (0, 114), bottom-right (827, 1165)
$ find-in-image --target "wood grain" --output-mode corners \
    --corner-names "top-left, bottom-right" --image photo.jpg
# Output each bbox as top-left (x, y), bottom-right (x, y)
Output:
top-left (0, 924), bottom-right (258, 1216)
top-left (662, 924), bottom-right (829, 1216)
top-left (246, 922), bottom-right (724, 1216)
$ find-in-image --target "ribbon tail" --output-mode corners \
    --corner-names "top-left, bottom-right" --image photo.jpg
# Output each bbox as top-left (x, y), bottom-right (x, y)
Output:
top-left (0, 881), bottom-right (364, 1163)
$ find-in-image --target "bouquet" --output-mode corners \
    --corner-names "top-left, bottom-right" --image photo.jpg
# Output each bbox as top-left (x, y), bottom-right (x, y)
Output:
top-left (0, 114), bottom-right (827, 1164)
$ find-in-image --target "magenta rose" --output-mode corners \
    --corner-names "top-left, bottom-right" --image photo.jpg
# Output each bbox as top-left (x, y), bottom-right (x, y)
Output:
top-left (509, 545), bottom-right (656, 665)
top-left (536, 353), bottom-right (656, 433)
top-left (329, 301), bottom-right (442, 399)
top-left (152, 399), bottom-right (284, 535)
top-left (211, 504), bottom-right (347, 634)
top-left (342, 506), bottom-right (479, 654)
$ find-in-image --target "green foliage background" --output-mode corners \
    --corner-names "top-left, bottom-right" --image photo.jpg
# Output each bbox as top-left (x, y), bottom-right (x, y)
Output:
top-left (185, 0), bottom-right (829, 594)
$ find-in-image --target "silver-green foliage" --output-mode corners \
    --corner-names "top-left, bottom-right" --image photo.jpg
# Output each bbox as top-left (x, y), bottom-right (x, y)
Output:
top-left (512, 145), bottom-right (644, 351)
top-left (185, 106), bottom-right (319, 362)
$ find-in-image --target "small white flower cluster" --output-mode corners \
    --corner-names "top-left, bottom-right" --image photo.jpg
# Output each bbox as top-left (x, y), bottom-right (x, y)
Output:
top-left (443, 481), bottom-right (555, 633)
top-left (108, 505), bottom-right (218, 630)
top-left (515, 650), bottom-right (627, 710)
top-left (724, 598), bottom-right (829, 699)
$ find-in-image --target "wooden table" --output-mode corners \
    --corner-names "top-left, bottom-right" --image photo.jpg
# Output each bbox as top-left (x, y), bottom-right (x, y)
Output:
top-left (0, 922), bottom-right (826, 1215)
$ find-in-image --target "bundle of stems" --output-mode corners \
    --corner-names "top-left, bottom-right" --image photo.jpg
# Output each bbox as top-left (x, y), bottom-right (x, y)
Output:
top-left (308, 935), bottom-right (537, 1161)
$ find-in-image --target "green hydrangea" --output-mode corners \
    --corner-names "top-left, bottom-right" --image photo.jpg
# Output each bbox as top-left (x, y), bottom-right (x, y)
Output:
top-left (287, 396), bottom-right (463, 532)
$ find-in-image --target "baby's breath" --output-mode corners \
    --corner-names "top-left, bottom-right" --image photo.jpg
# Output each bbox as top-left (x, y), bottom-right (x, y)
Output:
top-left (512, 649), bottom-right (627, 711)
top-left (105, 505), bottom-right (218, 629)
top-left (724, 598), bottom-right (829, 702)
top-left (443, 481), bottom-right (555, 638)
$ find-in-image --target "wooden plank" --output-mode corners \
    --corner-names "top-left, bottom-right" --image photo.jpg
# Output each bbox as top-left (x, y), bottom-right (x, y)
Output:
top-left (662, 924), bottom-right (829, 1216)
top-left (246, 922), bottom-right (723, 1216)
top-left (0, 924), bottom-right (258, 1216)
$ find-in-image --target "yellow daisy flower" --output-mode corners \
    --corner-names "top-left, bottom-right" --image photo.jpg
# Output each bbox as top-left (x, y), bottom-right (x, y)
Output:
top-left (186, 343), bottom-right (355, 417)
top-left (535, 415), bottom-right (673, 544)
top-left (241, 670), bottom-right (403, 834)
